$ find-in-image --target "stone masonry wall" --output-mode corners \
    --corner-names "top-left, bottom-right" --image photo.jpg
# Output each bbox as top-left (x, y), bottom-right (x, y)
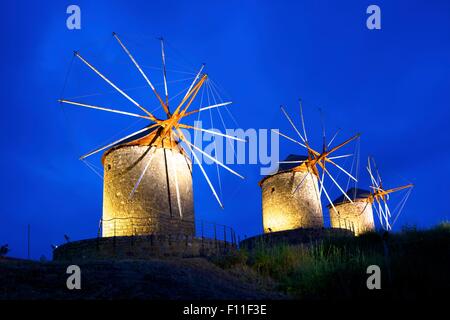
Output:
top-left (329, 200), bottom-right (375, 236)
top-left (53, 235), bottom-right (236, 261)
top-left (261, 171), bottom-right (323, 232)
top-left (102, 145), bottom-right (194, 237)
top-left (102, 145), bottom-right (195, 237)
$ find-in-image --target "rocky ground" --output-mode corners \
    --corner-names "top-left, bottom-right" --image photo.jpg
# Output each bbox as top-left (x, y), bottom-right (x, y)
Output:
top-left (0, 256), bottom-right (286, 300)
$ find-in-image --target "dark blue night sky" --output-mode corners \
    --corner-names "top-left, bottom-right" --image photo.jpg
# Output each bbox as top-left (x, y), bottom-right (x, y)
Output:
top-left (1, 1), bottom-right (449, 259)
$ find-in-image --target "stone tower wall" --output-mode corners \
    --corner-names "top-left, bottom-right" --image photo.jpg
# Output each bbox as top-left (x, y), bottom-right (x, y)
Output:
top-left (102, 145), bottom-right (194, 237)
top-left (261, 171), bottom-right (323, 233)
top-left (329, 200), bottom-right (375, 235)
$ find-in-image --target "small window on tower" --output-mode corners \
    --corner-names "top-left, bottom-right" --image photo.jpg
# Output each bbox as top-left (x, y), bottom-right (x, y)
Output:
top-left (107, 164), bottom-right (112, 171)
top-left (271, 187), bottom-right (275, 193)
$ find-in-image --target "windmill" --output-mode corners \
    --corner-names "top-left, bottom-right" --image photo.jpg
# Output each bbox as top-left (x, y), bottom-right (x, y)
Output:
top-left (328, 153), bottom-right (414, 235)
top-left (328, 187), bottom-right (375, 235)
top-left (260, 99), bottom-right (360, 233)
top-left (276, 100), bottom-right (361, 211)
top-left (59, 33), bottom-right (244, 237)
top-left (366, 156), bottom-right (413, 231)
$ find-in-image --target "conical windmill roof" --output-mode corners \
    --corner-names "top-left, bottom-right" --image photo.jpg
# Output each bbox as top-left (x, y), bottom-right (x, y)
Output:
top-left (101, 127), bottom-right (186, 164)
top-left (277, 154), bottom-right (309, 172)
top-left (258, 154), bottom-right (309, 186)
top-left (327, 187), bottom-right (371, 207)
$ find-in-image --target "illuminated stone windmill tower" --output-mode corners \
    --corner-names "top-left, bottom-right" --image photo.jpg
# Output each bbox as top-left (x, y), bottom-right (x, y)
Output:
top-left (261, 101), bottom-right (360, 233)
top-left (59, 33), bottom-right (243, 237)
top-left (260, 154), bottom-right (323, 232)
top-left (328, 157), bottom-right (413, 234)
top-left (328, 188), bottom-right (374, 235)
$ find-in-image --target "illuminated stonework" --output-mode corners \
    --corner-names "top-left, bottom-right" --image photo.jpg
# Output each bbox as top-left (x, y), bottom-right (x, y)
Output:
top-left (261, 170), bottom-right (323, 233)
top-left (102, 144), bottom-right (194, 237)
top-left (328, 189), bottom-right (375, 235)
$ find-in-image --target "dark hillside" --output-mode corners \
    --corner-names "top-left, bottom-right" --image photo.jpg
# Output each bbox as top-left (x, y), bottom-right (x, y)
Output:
top-left (0, 257), bottom-right (285, 300)
top-left (1, 223), bottom-right (448, 300)
top-left (214, 223), bottom-right (450, 300)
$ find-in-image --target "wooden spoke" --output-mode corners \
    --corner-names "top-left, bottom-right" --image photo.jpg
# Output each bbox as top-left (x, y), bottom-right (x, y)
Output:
top-left (178, 123), bottom-right (246, 142)
top-left (391, 187), bottom-right (413, 226)
top-left (75, 51), bottom-right (158, 121)
top-left (317, 175), bottom-right (339, 215)
top-left (327, 128), bottom-right (341, 148)
top-left (129, 147), bottom-right (156, 198)
top-left (325, 158), bottom-right (358, 182)
top-left (170, 149), bottom-right (183, 218)
top-left (372, 201), bottom-right (384, 229)
top-left (271, 129), bottom-right (311, 151)
top-left (292, 168), bottom-right (312, 194)
top-left (328, 154), bottom-right (353, 160)
top-left (173, 73), bottom-right (207, 116)
top-left (371, 157), bottom-right (383, 187)
top-left (298, 99), bottom-right (308, 142)
top-left (318, 167), bottom-right (325, 198)
top-left (182, 138), bottom-right (244, 179)
top-left (280, 106), bottom-right (306, 143)
top-left (379, 201), bottom-right (390, 230)
top-left (59, 99), bottom-right (151, 120)
top-left (183, 102), bottom-right (232, 117)
top-left (79, 125), bottom-right (157, 160)
top-left (384, 201), bottom-right (391, 218)
top-left (112, 33), bottom-right (169, 116)
top-left (176, 128), bottom-right (224, 208)
top-left (318, 162), bottom-right (353, 203)
top-left (367, 158), bottom-right (380, 188)
top-left (375, 198), bottom-right (389, 230)
top-left (327, 133), bottom-right (361, 156)
top-left (159, 37), bottom-right (170, 111)
top-left (178, 75), bottom-right (208, 117)
top-left (319, 108), bottom-right (326, 152)
top-left (278, 160), bottom-right (306, 164)
top-left (379, 184), bottom-right (414, 196)
top-left (183, 64), bottom-right (205, 100)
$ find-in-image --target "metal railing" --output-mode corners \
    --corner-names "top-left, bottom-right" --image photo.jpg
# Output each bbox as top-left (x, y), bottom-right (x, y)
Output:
top-left (289, 216), bottom-right (357, 235)
top-left (97, 215), bottom-right (238, 247)
top-left (335, 217), bottom-right (357, 235)
top-left (196, 220), bottom-right (238, 247)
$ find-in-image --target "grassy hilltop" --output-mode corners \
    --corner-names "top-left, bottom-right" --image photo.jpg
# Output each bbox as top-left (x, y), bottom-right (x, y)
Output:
top-left (212, 222), bottom-right (450, 300)
top-left (0, 223), bottom-right (448, 300)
